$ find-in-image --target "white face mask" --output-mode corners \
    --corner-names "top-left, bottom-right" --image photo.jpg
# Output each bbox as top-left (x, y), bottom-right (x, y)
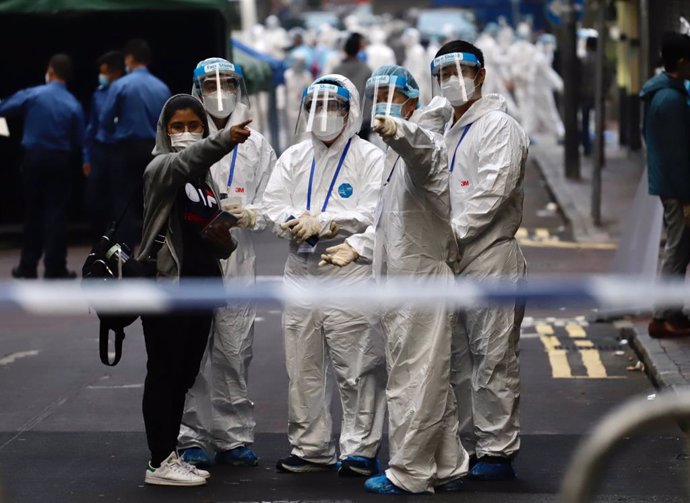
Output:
top-left (441, 75), bottom-right (477, 106)
top-left (204, 91), bottom-right (237, 119)
top-left (312, 112), bottom-right (345, 142)
top-left (169, 131), bottom-right (203, 151)
top-left (45, 73), bottom-right (51, 84)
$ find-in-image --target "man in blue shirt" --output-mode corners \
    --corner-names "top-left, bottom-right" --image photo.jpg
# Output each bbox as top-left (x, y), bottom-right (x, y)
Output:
top-left (83, 50), bottom-right (125, 242)
top-left (0, 54), bottom-right (85, 279)
top-left (640, 32), bottom-right (690, 337)
top-left (99, 39), bottom-right (170, 249)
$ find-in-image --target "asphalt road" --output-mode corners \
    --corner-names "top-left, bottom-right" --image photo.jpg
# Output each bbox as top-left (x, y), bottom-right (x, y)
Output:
top-left (0, 157), bottom-right (687, 503)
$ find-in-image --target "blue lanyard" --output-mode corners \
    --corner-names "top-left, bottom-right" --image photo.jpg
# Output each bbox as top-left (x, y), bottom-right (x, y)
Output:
top-left (307, 138), bottom-right (352, 212)
top-left (449, 123), bottom-right (472, 173)
top-left (226, 146), bottom-right (239, 188)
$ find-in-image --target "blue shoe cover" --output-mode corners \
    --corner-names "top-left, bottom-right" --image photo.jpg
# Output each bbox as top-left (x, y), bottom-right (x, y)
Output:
top-left (179, 447), bottom-right (212, 468)
top-left (435, 477), bottom-right (464, 492)
top-left (215, 445), bottom-right (259, 466)
top-left (364, 475), bottom-right (409, 495)
top-left (338, 455), bottom-right (381, 477)
top-left (469, 458), bottom-right (516, 481)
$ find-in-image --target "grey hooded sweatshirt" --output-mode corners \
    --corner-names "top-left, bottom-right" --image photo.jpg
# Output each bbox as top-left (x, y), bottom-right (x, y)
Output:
top-left (137, 94), bottom-right (238, 280)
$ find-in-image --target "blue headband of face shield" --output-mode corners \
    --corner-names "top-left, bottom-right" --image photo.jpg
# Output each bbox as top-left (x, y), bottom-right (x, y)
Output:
top-left (193, 61), bottom-right (244, 90)
top-left (365, 74), bottom-right (420, 100)
top-left (430, 52), bottom-right (481, 77)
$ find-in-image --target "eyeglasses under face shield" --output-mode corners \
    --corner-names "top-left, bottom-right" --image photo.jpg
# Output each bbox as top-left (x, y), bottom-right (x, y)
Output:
top-left (295, 82), bottom-right (351, 137)
top-left (193, 61), bottom-right (250, 117)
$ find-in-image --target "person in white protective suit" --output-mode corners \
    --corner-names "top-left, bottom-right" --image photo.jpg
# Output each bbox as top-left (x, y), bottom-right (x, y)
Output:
top-left (320, 65), bottom-right (470, 495)
top-left (497, 16), bottom-right (514, 52)
top-left (262, 74), bottom-right (387, 476)
top-left (365, 29), bottom-right (396, 75)
top-left (284, 54), bottom-right (314, 144)
top-left (177, 58), bottom-right (277, 468)
top-left (532, 33), bottom-right (565, 141)
top-left (474, 23), bottom-right (521, 121)
top-left (264, 15), bottom-right (290, 59)
top-left (507, 23), bottom-right (539, 139)
top-left (431, 40), bottom-right (528, 481)
top-left (401, 28), bottom-right (432, 107)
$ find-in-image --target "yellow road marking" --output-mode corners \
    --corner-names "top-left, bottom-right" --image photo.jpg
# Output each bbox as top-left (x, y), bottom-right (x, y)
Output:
top-left (516, 227), bottom-right (529, 239)
top-left (574, 340), bottom-right (594, 347)
top-left (579, 347), bottom-right (608, 378)
top-left (535, 228), bottom-right (550, 239)
top-left (518, 238), bottom-right (617, 250)
top-left (540, 335), bottom-right (573, 378)
top-left (566, 324), bottom-right (587, 338)
top-left (536, 324), bottom-right (554, 335)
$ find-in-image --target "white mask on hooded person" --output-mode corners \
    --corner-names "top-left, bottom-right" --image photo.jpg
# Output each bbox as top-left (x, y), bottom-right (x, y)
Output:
top-left (204, 91), bottom-right (237, 119)
top-left (169, 131), bottom-right (203, 151)
top-left (312, 112), bottom-right (345, 142)
top-left (441, 75), bottom-right (477, 107)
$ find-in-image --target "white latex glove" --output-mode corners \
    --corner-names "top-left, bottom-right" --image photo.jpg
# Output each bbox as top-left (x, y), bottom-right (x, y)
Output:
top-left (280, 211), bottom-right (322, 243)
top-left (319, 242), bottom-right (359, 267)
top-left (373, 115), bottom-right (397, 138)
top-left (324, 220), bottom-right (340, 239)
top-left (225, 202), bottom-right (257, 229)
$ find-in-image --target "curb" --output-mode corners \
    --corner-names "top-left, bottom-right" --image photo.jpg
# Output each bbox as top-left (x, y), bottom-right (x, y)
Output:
top-left (529, 146), bottom-right (611, 244)
top-left (622, 325), bottom-right (690, 393)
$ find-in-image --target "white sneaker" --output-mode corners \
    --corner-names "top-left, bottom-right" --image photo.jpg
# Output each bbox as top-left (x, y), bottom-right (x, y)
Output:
top-left (144, 451), bottom-right (207, 486)
top-left (179, 458), bottom-right (210, 479)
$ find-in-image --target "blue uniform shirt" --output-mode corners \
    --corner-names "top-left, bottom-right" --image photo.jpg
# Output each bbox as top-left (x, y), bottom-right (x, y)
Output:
top-left (99, 67), bottom-right (170, 142)
top-left (0, 81), bottom-right (85, 153)
top-left (83, 84), bottom-right (116, 163)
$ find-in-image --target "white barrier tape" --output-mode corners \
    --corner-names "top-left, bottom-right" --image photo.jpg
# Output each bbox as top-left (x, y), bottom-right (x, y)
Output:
top-left (1, 275), bottom-right (690, 315)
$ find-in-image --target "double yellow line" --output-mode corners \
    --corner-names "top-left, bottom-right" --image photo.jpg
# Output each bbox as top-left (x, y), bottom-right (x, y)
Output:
top-left (537, 322), bottom-right (617, 379)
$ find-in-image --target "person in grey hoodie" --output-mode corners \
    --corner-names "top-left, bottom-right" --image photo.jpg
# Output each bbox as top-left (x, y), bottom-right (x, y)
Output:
top-left (640, 32), bottom-right (690, 338)
top-left (137, 94), bottom-right (251, 487)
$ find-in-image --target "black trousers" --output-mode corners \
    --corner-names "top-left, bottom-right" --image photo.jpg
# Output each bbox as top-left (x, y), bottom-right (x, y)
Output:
top-left (141, 310), bottom-right (213, 466)
top-left (19, 150), bottom-right (74, 274)
top-left (109, 139), bottom-right (154, 251)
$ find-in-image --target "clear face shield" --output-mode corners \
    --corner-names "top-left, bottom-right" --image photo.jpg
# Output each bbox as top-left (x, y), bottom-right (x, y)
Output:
top-left (295, 82), bottom-right (350, 142)
top-left (364, 75), bottom-right (413, 127)
top-left (431, 52), bottom-right (482, 107)
top-left (193, 61), bottom-right (250, 120)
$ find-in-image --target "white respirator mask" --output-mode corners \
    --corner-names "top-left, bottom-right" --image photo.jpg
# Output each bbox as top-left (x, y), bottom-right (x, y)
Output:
top-left (169, 131), bottom-right (203, 151)
top-left (441, 75), bottom-right (477, 106)
top-left (204, 91), bottom-right (237, 119)
top-left (312, 112), bottom-right (345, 142)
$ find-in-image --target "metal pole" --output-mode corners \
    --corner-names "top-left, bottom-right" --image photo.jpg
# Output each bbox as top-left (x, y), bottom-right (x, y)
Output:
top-left (562, 0), bottom-right (581, 179)
top-left (592, 0), bottom-right (607, 225)
top-left (560, 391), bottom-right (690, 503)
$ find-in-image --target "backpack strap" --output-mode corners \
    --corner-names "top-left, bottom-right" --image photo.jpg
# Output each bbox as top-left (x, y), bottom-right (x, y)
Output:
top-left (99, 322), bottom-right (126, 366)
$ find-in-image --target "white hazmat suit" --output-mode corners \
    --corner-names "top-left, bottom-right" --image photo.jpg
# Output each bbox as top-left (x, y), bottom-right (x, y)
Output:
top-left (347, 96), bottom-right (469, 493)
top-left (365, 29), bottom-right (396, 74)
top-left (507, 28), bottom-right (539, 138)
top-left (445, 93), bottom-right (528, 460)
top-left (263, 75), bottom-right (387, 465)
top-left (178, 95), bottom-right (277, 455)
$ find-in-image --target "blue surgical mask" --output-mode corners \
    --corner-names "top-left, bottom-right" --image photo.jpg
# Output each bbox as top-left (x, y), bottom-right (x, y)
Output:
top-left (374, 101), bottom-right (405, 119)
top-left (98, 73), bottom-right (109, 87)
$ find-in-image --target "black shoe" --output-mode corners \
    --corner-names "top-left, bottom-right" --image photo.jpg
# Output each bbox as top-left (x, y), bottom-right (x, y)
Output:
top-left (276, 454), bottom-right (334, 473)
top-left (44, 269), bottom-right (77, 280)
top-left (11, 266), bottom-right (37, 279)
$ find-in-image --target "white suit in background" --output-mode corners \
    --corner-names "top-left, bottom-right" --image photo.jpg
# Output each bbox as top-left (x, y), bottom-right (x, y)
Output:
top-left (532, 35), bottom-right (565, 140)
top-left (507, 25), bottom-right (539, 138)
top-left (263, 75), bottom-right (387, 472)
top-left (445, 93), bottom-right (528, 465)
top-left (264, 15), bottom-right (290, 59)
top-left (284, 56), bottom-right (314, 145)
top-left (497, 16), bottom-right (514, 52)
top-left (345, 73), bottom-right (469, 493)
top-left (365, 29), bottom-right (396, 73)
top-left (179, 59), bottom-right (277, 464)
top-left (402, 28), bottom-right (432, 106)
top-left (474, 29), bottom-right (521, 120)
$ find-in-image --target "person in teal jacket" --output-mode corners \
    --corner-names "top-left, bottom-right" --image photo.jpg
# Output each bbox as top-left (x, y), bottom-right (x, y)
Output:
top-left (640, 31), bottom-right (690, 338)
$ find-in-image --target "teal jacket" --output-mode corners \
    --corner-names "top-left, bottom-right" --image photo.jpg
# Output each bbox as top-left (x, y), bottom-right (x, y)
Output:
top-left (640, 72), bottom-right (690, 201)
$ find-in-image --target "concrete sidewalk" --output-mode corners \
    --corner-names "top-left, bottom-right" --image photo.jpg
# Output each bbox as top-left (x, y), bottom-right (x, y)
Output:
top-left (530, 134), bottom-right (690, 393)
